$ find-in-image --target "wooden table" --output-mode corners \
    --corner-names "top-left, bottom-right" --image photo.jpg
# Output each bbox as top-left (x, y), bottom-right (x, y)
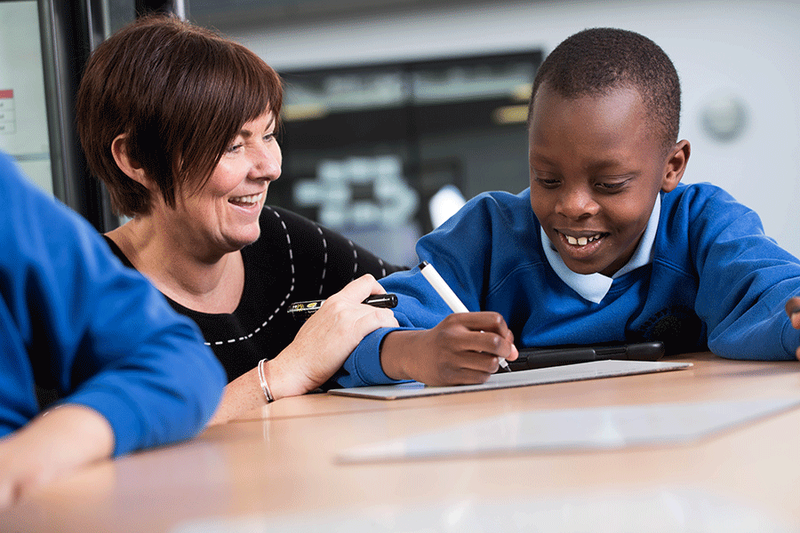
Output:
top-left (2, 353), bottom-right (800, 532)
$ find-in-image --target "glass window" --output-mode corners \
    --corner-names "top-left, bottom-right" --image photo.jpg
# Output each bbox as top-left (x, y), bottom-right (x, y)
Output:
top-left (0, 0), bottom-right (53, 194)
top-left (272, 51), bottom-right (541, 265)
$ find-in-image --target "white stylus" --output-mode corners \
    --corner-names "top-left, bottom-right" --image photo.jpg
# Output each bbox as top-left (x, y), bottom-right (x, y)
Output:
top-left (418, 261), bottom-right (510, 371)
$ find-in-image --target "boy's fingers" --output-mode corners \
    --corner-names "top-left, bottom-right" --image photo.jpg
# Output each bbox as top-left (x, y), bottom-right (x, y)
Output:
top-left (785, 297), bottom-right (800, 317)
top-left (454, 311), bottom-right (511, 335)
top-left (507, 343), bottom-right (519, 361)
top-left (782, 297), bottom-right (800, 330)
top-left (468, 330), bottom-right (515, 359)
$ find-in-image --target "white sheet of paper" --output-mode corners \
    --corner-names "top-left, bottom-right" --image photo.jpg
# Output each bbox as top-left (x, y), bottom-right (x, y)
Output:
top-left (338, 397), bottom-right (800, 463)
top-left (329, 359), bottom-right (692, 400)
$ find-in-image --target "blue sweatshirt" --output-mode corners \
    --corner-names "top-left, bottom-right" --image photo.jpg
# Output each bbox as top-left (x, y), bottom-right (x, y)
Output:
top-left (0, 152), bottom-right (225, 456)
top-left (339, 183), bottom-right (800, 387)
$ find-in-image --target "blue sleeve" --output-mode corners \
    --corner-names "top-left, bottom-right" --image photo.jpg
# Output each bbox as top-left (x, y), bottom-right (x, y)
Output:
top-left (684, 185), bottom-right (800, 360)
top-left (336, 192), bottom-right (509, 387)
top-left (0, 152), bottom-right (226, 456)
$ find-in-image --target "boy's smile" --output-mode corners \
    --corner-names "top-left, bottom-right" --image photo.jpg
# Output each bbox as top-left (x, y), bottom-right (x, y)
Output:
top-left (528, 84), bottom-right (688, 277)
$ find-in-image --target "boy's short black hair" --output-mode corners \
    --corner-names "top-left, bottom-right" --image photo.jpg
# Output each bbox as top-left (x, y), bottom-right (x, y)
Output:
top-left (529, 28), bottom-right (681, 151)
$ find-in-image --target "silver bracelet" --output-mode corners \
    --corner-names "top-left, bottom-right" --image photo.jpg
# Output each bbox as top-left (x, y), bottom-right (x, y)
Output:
top-left (257, 358), bottom-right (274, 403)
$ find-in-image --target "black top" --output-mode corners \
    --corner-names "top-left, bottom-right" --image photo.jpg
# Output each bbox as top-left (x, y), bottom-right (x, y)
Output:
top-left (104, 206), bottom-right (407, 382)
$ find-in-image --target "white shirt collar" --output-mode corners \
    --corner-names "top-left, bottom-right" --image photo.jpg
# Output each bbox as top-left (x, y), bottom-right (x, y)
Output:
top-left (539, 194), bottom-right (661, 304)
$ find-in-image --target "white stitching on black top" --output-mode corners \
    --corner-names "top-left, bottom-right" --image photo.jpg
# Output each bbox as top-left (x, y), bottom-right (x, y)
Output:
top-left (205, 207), bottom-right (294, 346)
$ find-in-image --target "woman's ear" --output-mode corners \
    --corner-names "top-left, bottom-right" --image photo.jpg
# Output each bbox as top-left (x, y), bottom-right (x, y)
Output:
top-left (111, 134), bottom-right (152, 190)
top-left (661, 139), bottom-right (690, 193)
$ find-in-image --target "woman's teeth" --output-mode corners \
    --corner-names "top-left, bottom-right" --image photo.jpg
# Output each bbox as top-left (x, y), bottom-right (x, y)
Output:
top-left (566, 234), bottom-right (602, 246)
top-left (230, 193), bottom-right (263, 206)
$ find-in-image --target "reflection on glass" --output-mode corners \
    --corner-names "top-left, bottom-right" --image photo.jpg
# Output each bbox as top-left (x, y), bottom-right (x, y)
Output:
top-left (272, 51), bottom-right (541, 265)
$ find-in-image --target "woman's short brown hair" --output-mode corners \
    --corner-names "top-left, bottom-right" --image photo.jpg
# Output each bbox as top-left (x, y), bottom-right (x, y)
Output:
top-left (76, 14), bottom-right (283, 217)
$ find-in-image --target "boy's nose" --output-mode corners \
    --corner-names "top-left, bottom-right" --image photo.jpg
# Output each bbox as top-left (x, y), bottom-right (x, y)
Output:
top-left (556, 186), bottom-right (599, 219)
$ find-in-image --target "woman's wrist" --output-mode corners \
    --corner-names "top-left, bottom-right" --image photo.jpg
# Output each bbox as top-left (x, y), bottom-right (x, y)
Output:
top-left (256, 358), bottom-right (274, 403)
top-left (264, 350), bottom-right (318, 400)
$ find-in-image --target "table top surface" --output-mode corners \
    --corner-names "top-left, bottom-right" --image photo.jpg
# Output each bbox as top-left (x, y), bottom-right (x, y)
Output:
top-left (3, 352), bottom-right (800, 532)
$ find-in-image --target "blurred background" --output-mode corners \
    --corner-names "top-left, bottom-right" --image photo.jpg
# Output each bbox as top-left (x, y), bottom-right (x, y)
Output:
top-left (2, 0), bottom-right (799, 266)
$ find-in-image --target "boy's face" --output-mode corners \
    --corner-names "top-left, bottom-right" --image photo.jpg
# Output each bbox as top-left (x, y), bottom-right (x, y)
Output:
top-left (528, 84), bottom-right (687, 277)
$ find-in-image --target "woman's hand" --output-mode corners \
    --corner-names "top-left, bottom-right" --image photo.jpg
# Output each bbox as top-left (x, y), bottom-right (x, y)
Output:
top-left (208, 274), bottom-right (397, 424)
top-left (268, 274), bottom-right (399, 398)
top-left (379, 311), bottom-right (518, 386)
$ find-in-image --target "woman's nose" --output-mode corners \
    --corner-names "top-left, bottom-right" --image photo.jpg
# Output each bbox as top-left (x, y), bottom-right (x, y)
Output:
top-left (249, 143), bottom-right (282, 182)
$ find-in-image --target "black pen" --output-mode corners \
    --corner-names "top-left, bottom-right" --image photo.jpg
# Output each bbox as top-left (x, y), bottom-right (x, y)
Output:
top-left (288, 293), bottom-right (398, 321)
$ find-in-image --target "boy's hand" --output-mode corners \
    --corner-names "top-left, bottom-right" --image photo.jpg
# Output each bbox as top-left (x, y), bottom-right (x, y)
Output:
top-left (785, 297), bottom-right (800, 360)
top-left (380, 312), bottom-right (519, 386)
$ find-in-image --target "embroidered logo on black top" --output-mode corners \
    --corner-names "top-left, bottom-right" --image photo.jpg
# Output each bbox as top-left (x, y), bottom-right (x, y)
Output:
top-left (635, 305), bottom-right (704, 355)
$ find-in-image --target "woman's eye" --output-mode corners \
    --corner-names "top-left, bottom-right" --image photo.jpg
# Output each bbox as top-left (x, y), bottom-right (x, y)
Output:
top-left (226, 143), bottom-right (243, 153)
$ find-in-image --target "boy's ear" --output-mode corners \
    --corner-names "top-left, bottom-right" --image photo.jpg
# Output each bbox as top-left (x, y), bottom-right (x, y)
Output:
top-left (661, 140), bottom-right (690, 193)
top-left (111, 134), bottom-right (152, 190)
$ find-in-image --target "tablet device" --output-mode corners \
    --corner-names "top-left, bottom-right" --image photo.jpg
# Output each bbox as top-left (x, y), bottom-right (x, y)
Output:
top-left (509, 341), bottom-right (665, 371)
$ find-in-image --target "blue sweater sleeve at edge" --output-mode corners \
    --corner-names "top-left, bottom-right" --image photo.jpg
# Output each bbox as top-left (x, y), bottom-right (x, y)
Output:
top-left (57, 222), bottom-right (226, 457)
top-left (681, 183), bottom-right (800, 362)
top-left (337, 327), bottom-right (399, 387)
top-left (0, 152), bottom-right (226, 456)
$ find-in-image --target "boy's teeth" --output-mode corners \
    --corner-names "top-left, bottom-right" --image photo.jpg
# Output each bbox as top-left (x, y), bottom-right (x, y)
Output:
top-left (566, 234), bottom-right (602, 246)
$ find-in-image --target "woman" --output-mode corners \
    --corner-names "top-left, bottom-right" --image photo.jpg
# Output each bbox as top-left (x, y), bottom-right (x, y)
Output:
top-left (76, 15), bottom-right (404, 423)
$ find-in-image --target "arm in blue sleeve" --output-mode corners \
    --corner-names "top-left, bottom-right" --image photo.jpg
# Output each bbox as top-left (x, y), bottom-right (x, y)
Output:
top-left (335, 192), bottom-right (509, 387)
top-left (688, 185), bottom-right (800, 360)
top-left (0, 152), bottom-right (226, 455)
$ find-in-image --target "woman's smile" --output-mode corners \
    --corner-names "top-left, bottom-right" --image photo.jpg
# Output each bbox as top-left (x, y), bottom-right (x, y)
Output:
top-left (228, 192), bottom-right (264, 208)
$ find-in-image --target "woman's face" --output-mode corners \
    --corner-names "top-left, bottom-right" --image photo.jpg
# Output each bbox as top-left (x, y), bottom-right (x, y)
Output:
top-left (166, 111), bottom-right (281, 258)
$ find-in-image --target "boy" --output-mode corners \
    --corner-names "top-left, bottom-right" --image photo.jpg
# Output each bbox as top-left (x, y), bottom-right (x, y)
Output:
top-left (0, 151), bottom-right (225, 507)
top-left (337, 27), bottom-right (800, 388)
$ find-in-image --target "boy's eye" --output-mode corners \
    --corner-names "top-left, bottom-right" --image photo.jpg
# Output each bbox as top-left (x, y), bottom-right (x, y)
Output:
top-left (595, 179), bottom-right (630, 192)
top-left (533, 173), bottom-right (561, 188)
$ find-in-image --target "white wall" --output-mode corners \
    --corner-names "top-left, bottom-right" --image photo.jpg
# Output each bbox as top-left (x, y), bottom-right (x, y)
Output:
top-left (228, 0), bottom-right (800, 257)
